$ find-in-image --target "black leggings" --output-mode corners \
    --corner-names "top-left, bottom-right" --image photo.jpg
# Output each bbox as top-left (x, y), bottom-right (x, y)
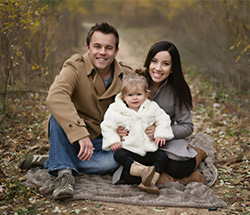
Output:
top-left (165, 157), bottom-right (196, 179)
top-left (114, 148), bottom-right (168, 184)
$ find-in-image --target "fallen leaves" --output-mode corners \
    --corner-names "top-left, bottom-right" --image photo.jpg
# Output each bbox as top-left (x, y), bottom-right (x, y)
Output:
top-left (0, 71), bottom-right (249, 214)
top-left (187, 72), bottom-right (250, 214)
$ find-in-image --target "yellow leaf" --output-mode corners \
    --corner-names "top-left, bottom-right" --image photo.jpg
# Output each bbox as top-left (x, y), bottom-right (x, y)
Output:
top-left (241, 44), bottom-right (250, 54)
top-left (229, 44), bottom-right (235, 50)
top-left (235, 55), bottom-right (241, 62)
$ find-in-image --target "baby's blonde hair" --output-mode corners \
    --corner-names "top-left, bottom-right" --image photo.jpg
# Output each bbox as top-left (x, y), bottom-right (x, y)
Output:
top-left (120, 73), bottom-right (150, 99)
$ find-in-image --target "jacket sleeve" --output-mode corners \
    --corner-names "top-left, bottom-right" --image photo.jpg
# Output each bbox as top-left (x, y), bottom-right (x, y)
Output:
top-left (172, 104), bottom-right (193, 139)
top-left (153, 103), bottom-right (174, 140)
top-left (101, 107), bottom-right (121, 151)
top-left (46, 54), bottom-right (89, 143)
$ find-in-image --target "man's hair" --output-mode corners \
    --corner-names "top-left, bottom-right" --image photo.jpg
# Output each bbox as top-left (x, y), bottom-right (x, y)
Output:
top-left (86, 23), bottom-right (119, 49)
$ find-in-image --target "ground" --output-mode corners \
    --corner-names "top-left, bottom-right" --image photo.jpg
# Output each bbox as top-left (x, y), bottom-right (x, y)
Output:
top-left (0, 27), bottom-right (249, 215)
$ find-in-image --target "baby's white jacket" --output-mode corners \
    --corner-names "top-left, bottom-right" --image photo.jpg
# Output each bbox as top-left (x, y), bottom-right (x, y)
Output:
top-left (101, 93), bottom-right (174, 156)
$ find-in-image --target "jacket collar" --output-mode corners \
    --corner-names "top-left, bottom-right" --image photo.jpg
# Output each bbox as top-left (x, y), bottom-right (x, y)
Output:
top-left (151, 78), bottom-right (169, 99)
top-left (83, 53), bottom-right (95, 76)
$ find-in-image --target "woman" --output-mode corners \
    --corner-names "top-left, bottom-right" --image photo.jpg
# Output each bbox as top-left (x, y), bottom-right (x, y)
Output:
top-left (116, 41), bottom-right (207, 185)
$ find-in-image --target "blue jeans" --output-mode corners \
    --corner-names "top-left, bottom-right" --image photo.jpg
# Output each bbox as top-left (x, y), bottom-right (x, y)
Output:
top-left (44, 115), bottom-right (119, 176)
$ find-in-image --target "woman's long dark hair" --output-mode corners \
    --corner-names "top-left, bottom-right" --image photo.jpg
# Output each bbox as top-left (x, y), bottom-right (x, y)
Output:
top-left (143, 41), bottom-right (192, 110)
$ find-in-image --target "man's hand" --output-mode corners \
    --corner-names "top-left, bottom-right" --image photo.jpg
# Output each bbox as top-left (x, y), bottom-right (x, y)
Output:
top-left (111, 142), bottom-right (121, 151)
top-left (145, 124), bottom-right (156, 141)
top-left (117, 126), bottom-right (128, 141)
top-left (155, 137), bottom-right (166, 147)
top-left (78, 136), bottom-right (94, 161)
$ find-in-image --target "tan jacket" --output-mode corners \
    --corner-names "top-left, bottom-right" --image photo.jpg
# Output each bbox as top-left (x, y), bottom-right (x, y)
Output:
top-left (44, 53), bottom-right (133, 143)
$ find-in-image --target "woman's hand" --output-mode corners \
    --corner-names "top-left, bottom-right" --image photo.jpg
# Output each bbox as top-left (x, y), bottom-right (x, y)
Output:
top-left (117, 126), bottom-right (129, 141)
top-left (145, 124), bottom-right (156, 141)
top-left (111, 142), bottom-right (122, 151)
top-left (155, 137), bottom-right (166, 147)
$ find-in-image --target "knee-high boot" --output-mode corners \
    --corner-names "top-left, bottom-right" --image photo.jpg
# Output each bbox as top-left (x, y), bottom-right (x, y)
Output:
top-left (188, 145), bottom-right (207, 170)
top-left (176, 145), bottom-right (207, 184)
top-left (157, 146), bottom-right (207, 185)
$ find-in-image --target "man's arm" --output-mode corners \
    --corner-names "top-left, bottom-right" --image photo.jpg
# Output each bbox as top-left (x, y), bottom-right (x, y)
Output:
top-left (47, 54), bottom-right (90, 143)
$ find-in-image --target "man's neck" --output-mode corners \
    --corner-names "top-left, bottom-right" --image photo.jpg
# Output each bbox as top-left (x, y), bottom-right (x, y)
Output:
top-left (100, 67), bottom-right (112, 80)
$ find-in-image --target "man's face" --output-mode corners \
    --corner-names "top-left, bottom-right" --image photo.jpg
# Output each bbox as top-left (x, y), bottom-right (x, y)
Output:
top-left (86, 31), bottom-right (119, 74)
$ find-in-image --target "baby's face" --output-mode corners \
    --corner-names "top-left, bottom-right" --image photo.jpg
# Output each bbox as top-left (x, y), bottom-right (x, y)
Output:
top-left (123, 86), bottom-right (147, 112)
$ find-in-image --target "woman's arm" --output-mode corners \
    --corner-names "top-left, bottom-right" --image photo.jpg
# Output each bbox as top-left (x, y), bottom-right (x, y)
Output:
top-left (172, 105), bottom-right (193, 139)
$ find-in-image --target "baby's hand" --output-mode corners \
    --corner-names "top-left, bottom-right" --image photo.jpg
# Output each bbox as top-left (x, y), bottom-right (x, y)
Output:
top-left (111, 143), bottom-right (122, 151)
top-left (155, 137), bottom-right (166, 147)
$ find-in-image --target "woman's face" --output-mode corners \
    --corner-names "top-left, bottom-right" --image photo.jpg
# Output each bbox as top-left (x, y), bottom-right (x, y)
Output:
top-left (149, 51), bottom-right (172, 86)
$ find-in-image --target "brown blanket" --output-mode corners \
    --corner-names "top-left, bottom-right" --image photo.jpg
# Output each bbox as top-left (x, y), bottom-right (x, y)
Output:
top-left (25, 133), bottom-right (226, 208)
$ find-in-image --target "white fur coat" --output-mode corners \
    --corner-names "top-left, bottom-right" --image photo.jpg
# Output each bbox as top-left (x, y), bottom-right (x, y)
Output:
top-left (101, 93), bottom-right (174, 156)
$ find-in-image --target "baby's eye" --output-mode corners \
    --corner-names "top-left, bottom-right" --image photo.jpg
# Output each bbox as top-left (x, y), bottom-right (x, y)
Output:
top-left (128, 94), bottom-right (133, 96)
top-left (137, 93), bottom-right (142, 96)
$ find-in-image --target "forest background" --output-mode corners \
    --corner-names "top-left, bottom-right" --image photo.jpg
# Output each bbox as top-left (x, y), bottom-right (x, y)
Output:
top-left (0, 0), bottom-right (249, 214)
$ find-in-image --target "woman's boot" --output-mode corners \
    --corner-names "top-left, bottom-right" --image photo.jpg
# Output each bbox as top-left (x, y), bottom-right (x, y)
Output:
top-left (177, 169), bottom-right (205, 184)
top-left (188, 145), bottom-right (207, 170)
top-left (174, 146), bottom-right (207, 184)
top-left (157, 144), bottom-right (207, 185)
top-left (157, 172), bottom-right (175, 185)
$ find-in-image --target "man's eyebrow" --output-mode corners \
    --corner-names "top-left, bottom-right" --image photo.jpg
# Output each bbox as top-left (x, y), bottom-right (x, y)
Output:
top-left (106, 45), bottom-right (114, 48)
top-left (92, 43), bottom-right (114, 48)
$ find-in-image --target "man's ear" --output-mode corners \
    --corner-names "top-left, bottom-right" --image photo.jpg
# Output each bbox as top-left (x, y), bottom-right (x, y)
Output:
top-left (115, 47), bottom-right (119, 55)
top-left (85, 43), bottom-right (89, 51)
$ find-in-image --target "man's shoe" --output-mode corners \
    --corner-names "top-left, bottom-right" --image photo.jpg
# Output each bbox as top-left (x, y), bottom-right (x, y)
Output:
top-left (52, 173), bottom-right (75, 200)
top-left (20, 155), bottom-right (48, 170)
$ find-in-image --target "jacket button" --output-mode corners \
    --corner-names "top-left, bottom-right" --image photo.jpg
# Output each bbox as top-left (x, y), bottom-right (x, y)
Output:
top-left (69, 124), bottom-right (72, 128)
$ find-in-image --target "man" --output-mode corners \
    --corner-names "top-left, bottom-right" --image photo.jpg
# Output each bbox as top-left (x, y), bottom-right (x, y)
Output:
top-left (21, 23), bottom-right (133, 200)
